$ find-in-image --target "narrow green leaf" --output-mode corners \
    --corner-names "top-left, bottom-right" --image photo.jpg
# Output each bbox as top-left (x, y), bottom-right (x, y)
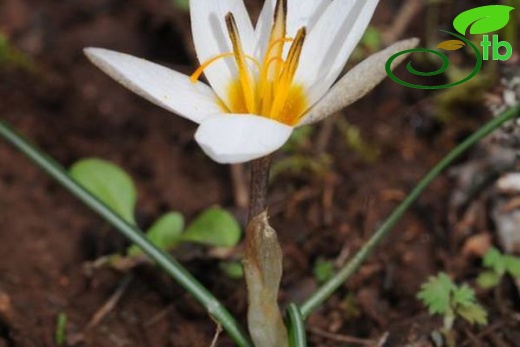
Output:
top-left (0, 119), bottom-right (261, 347)
top-left (70, 158), bottom-right (137, 224)
top-left (128, 212), bottom-right (185, 256)
top-left (0, 34), bottom-right (10, 63)
top-left (55, 313), bottom-right (67, 346)
top-left (182, 208), bottom-right (241, 247)
top-left (299, 106), bottom-right (520, 320)
top-left (286, 304), bottom-right (308, 347)
top-left (453, 5), bottom-right (515, 35)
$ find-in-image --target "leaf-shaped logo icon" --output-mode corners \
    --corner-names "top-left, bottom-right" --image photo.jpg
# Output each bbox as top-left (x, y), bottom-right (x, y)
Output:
top-left (453, 5), bottom-right (515, 35)
top-left (437, 40), bottom-right (465, 51)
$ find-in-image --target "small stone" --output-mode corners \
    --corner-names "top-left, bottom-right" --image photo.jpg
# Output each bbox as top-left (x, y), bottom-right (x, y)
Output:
top-left (497, 173), bottom-right (520, 193)
top-left (0, 292), bottom-right (11, 317)
top-left (461, 233), bottom-right (491, 258)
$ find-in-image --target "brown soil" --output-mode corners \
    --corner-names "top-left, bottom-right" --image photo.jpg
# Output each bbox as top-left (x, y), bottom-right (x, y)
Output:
top-left (1, 0), bottom-right (519, 346)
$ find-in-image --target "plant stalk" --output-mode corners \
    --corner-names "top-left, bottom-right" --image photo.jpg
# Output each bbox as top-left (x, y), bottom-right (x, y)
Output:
top-left (249, 155), bottom-right (272, 220)
top-left (244, 156), bottom-right (288, 347)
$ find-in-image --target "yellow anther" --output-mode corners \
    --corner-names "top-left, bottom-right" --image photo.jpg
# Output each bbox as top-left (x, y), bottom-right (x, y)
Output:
top-left (270, 27), bottom-right (306, 118)
top-left (265, 38), bottom-right (294, 59)
top-left (280, 28), bottom-right (306, 84)
top-left (226, 13), bottom-right (257, 114)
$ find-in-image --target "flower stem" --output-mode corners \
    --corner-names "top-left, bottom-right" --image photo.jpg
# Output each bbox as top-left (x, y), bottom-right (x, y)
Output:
top-left (300, 105), bottom-right (520, 318)
top-left (0, 120), bottom-right (252, 347)
top-left (244, 155), bottom-right (289, 347)
top-left (249, 155), bottom-right (272, 220)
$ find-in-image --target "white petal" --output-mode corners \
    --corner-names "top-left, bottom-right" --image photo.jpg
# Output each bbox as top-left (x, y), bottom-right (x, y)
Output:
top-left (299, 38), bottom-right (420, 126)
top-left (255, 0), bottom-right (329, 58)
top-left (254, 0), bottom-right (275, 58)
top-left (84, 48), bottom-right (221, 124)
top-left (190, 0), bottom-right (256, 104)
top-left (195, 114), bottom-right (293, 164)
top-left (296, 0), bottom-right (380, 104)
top-left (287, 0), bottom-right (329, 36)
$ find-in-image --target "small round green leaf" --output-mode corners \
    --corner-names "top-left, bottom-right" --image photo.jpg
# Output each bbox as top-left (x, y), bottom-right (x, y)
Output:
top-left (219, 261), bottom-right (244, 279)
top-left (182, 207), bottom-right (241, 247)
top-left (361, 26), bottom-right (382, 52)
top-left (453, 5), bottom-right (515, 35)
top-left (172, 0), bottom-right (189, 11)
top-left (313, 258), bottom-right (335, 284)
top-left (70, 158), bottom-right (136, 224)
top-left (483, 247), bottom-right (507, 275)
top-left (476, 271), bottom-right (501, 289)
top-left (128, 212), bottom-right (185, 256)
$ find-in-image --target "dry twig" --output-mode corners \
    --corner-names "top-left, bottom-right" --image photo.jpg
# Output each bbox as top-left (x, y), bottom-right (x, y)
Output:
top-left (382, 0), bottom-right (425, 45)
top-left (86, 275), bottom-right (132, 330)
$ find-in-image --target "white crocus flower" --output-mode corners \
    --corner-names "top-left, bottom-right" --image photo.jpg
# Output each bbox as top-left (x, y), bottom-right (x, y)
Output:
top-left (85, 0), bottom-right (418, 164)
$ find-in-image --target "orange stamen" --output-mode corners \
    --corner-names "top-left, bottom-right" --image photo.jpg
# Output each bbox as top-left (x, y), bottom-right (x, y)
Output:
top-left (190, 52), bottom-right (234, 83)
top-left (190, 53), bottom-right (261, 83)
top-left (226, 13), bottom-right (257, 114)
top-left (270, 27), bottom-right (306, 118)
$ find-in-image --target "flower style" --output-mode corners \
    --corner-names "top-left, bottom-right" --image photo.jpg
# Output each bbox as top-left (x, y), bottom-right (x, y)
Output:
top-left (85, 0), bottom-right (418, 164)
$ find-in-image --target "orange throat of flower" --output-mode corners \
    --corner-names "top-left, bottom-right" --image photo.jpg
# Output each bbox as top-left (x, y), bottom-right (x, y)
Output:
top-left (190, 0), bottom-right (308, 126)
